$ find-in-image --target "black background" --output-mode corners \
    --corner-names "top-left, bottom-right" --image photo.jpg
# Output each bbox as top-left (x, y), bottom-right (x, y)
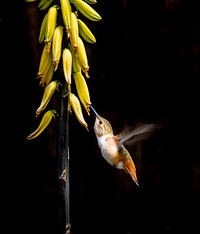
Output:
top-left (1, 0), bottom-right (200, 233)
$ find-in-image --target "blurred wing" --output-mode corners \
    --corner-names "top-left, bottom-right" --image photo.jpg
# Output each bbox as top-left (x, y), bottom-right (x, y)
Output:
top-left (117, 123), bottom-right (158, 147)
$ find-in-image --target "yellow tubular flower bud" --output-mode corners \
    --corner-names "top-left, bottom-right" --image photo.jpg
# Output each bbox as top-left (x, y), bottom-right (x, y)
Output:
top-left (38, 0), bottom-right (46, 8)
top-left (60, 0), bottom-right (72, 38)
top-left (73, 71), bottom-right (91, 115)
top-left (77, 18), bottom-right (96, 44)
top-left (68, 93), bottom-right (88, 131)
top-left (39, 0), bottom-right (54, 10)
top-left (70, 45), bottom-right (81, 73)
top-left (37, 43), bottom-right (53, 78)
top-left (73, 0), bottom-right (102, 21)
top-left (84, 0), bottom-right (97, 4)
top-left (36, 80), bottom-right (60, 117)
top-left (70, 11), bottom-right (79, 51)
top-left (45, 5), bottom-right (57, 52)
top-left (39, 12), bottom-right (47, 43)
top-left (62, 48), bottom-right (72, 84)
top-left (26, 110), bottom-right (57, 140)
top-left (52, 25), bottom-right (64, 71)
top-left (76, 36), bottom-right (90, 78)
top-left (38, 59), bottom-right (54, 87)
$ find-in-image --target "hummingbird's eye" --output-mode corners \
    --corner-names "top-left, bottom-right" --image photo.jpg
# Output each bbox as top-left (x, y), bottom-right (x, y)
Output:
top-left (99, 120), bottom-right (103, 125)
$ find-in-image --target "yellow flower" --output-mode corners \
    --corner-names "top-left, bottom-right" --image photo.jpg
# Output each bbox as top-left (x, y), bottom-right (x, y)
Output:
top-left (27, 110), bottom-right (57, 140)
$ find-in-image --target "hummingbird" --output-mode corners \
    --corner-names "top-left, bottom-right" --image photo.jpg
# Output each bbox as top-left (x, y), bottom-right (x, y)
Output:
top-left (91, 106), bottom-right (158, 186)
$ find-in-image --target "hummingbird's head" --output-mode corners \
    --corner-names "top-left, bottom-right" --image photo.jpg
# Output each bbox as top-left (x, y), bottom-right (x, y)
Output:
top-left (94, 115), bottom-right (113, 137)
top-left (90, 105), bottom-right (113, 137)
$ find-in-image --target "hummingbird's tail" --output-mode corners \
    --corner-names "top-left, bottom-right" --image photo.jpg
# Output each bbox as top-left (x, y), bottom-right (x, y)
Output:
top-left (123, 158), bottom-right (139, 186)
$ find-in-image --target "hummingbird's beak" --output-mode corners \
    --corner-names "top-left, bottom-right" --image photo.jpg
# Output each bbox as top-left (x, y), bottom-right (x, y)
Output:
top-left (90, 105), bottom-right (100, 120)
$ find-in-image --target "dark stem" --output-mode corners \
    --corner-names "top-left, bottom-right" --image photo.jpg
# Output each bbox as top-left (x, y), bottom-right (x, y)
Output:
top-left (57, 82), bottom-right (71, 234)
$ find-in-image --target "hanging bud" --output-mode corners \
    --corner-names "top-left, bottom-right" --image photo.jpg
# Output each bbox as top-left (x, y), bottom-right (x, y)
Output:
top-left (73, 0), bottom-right (102, 21)
top-left (62, 48), bottom-right (72, 84)
top-left (26, 110), bottom-right (57, 140)
top-left (73, 71), bottom-right (91, 115)
top-left (70, 45), bottom-right (81, 73)
top-left (39, 0), bottom-right (54, 10)
top-left (37, 43), bottom-right (53, 78)
top-left (52, 25), bottom-right (64, 71)
top-left (70, 11), bottom-right (79, 51)
top-left (68, 93), bottom-right (88, 130)
top-left (76, 36), bottom-right (90, 78)
top-left (44, 5), bottom-right (58, 52)
top-left (38, 58), bottom-right (54, 87)
top-left (60, 0), bottom-right (72, 38)
top-left (77, 18), bottom-right (96, 44)
top-left (84, 0), bottom-right (97, 4)
top-left (36, 80), bottom-right (60, 117)
top-left (39, 12), bottom-right (47, 43)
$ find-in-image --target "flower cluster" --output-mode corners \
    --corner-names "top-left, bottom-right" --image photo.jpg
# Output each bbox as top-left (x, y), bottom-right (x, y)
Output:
top-left (27, 0), bottom-right (102, 140)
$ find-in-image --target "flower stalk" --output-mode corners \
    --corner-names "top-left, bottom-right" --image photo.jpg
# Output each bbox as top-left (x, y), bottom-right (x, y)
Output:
top-left (25, 0), bottom-right (102, 233)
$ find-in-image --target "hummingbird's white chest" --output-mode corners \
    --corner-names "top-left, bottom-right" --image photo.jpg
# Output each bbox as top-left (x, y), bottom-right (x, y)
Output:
top-left (97, 134), bottom-right (119, 166)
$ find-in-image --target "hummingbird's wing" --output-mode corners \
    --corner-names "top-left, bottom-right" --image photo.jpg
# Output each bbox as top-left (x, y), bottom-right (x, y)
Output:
top-left (117, 123), bottom-right (158, 148)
